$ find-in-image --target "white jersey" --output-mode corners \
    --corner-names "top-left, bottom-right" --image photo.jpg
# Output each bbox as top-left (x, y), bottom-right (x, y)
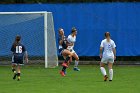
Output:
top-left (67, 35), bottom-right (76, 50)
top-left (100, 39), bottom-right (116, 58)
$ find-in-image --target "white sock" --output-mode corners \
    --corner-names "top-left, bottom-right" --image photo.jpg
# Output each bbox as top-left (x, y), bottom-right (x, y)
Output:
top-left (74, 60), bottom-right (79, 67)
top-left (109, 69), bottom-right (113, 80)
top-left (100, 67), bottom-right (107, 76)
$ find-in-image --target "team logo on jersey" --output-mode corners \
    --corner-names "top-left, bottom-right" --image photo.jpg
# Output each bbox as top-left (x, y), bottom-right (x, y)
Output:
top-left (108, 44), bottom-right (112, 49)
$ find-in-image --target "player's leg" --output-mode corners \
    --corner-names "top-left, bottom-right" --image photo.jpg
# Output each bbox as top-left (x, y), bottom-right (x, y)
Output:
top-left (16, 59), bottom-right (24, 81)
top-left (12, 56), bottom-right (17, 80)
top-left (61, 55), bottom-right (67, 75)
top-left (60, 49), bottom-right (73, 76)
top-left (69, 57), bottom-right (73, 64)
top-left (17, 65), bottom-right (21, 81)
top-left (100, 58), bottom-right (108, 81)
top-left (108, 58), bottom-right (114, 81)
top-left (59, 48), bottom-right (66, 76)
top-left (12, 56), bottom-right (16, 72)
top-left (62, 49), bottom-right (73, 67)
top-left (12, 64), bottom-right (16, 73)
top-left (63, 56), bottom-right (72, 74)
top-left (72, 51), bottom-right (80, 71)
top-left (12, 64), bottom-right (17, 80)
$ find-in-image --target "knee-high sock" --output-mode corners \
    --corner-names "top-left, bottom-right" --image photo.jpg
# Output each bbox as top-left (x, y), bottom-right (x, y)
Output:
top-left (100, 67), bottom-right (107, 76)
top-left (62, 66), bottom-right (66, 71)
top-left (109, 69), bottom-right (113, 80)
top-left (74, 60), bottom-right (79, 67)
top-left (12, 68), bottom-right (16, 74)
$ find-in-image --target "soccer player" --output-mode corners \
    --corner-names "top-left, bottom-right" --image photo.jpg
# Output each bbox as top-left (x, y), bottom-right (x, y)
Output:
top-left (58, 28), bottom-right (73, 76)
top-left (11, 35), bottom-right (28, 81)
top-left (67, 27), bottom-right (80, 71)
top-left (100, 32), bottom-right (116, 81)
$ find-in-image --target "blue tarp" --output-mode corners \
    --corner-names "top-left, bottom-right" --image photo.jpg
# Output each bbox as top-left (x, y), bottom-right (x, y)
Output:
top-left (0, 3), bottom-right (140, 56)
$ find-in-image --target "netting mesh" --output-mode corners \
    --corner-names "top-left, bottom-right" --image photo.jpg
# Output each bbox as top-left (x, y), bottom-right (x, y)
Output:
top-left (47, 13), bottom-right (58, 67)
top-left (0, 12), bottom-right (58, 67)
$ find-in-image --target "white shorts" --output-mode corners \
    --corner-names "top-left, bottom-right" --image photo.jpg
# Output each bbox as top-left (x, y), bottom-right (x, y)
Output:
top-left (67, 48), bottom-right (75, 53)
top-left (101, 57), bottom-right (114, 64)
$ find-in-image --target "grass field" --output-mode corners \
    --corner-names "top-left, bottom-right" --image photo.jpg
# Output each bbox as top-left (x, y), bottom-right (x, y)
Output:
top-left (0, 65), bottom-right (139, 93)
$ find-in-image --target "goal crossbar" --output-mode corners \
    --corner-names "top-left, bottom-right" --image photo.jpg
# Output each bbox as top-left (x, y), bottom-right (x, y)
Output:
top-left (0, 11), bottom-right (52, 15)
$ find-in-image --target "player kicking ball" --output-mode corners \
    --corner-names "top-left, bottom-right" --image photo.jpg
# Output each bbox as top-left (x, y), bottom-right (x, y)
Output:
top-left (99, 32), bottom-right (116, 81)
top-left (11, 35), bottom-right (28, 81)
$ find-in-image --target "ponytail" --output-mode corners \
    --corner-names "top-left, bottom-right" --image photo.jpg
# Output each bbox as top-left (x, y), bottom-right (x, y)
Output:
top-left (13, 35), bottom-right (21, 48)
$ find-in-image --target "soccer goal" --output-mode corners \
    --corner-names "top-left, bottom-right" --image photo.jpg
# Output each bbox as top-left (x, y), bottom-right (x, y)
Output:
top-left (0, 11), bottom-right (58, 68)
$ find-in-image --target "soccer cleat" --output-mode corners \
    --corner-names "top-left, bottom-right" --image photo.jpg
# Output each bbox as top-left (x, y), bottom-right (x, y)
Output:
top-left (73, 67), bottom-right (80, 71)
top-left (13, 73), bottom-right (17, 80)
top-left (64, 70), bottom-right (67, 75)
top-left (104, 75), bottom-right (108, 81)
top-left (60, 71), bottom-right (65, 77)
top-left (109, 80), bottom-right (112, 81)
top-left (62, 62), bottom-right (68, 68)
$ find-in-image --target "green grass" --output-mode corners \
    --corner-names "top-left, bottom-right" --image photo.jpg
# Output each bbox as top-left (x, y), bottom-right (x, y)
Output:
top-left (0, 65), bottom-right (139, 93)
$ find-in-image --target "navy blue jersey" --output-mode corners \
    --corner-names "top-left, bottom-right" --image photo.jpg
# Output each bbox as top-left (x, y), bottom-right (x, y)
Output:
top-left (58, 35), bottom-right (68, 49)
top-left (11, 43), bottom-right (26, 59)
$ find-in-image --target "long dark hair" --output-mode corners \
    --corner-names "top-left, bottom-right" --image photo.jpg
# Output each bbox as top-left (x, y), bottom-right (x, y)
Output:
top-left (71, 27), bottom-right (77, 33)
top-left (105, 32), bottom-right (110, 38)
top-left (13, 35), bottom-right (21, 48)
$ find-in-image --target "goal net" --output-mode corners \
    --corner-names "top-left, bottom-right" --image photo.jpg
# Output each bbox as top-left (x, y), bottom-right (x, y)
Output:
top-left (0, 11), bottom-right (58, 68)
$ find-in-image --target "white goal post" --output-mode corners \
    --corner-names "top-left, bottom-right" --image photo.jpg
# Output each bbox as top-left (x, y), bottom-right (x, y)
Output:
top-left (0, 11), bottom-right (58, 68)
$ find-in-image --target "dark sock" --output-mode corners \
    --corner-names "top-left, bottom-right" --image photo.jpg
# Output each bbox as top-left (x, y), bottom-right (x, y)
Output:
top-left (65, 56), bottom-right (70, 63)
top-left (13, 73), bottom-right (17, 80)
top-left (17, 73), bottom-right (20, 77)
top-left (12, 69), bottom-right (16, 72)
top-left (62, 66), bottom-right (66, 71)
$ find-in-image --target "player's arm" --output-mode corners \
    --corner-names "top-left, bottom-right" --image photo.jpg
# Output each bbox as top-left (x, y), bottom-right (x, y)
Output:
top-left (24, 51), bottom-right (28, 63)
top-left (59, 39), bottom-right (63, 45)
top-left (113, 48), bottom-right (116, 60)
top-left (100, 40), bottom-right (104, 59)
top-left (11, 44), bottom-right (14, 52)
top-left (10, 45), bottom-right (15, 55)
top-left (112, 41), bottom-right (116, 60)
top-left (10, 52), bottom-right (14, 58)
top-left (100, 47), bottom-right (103, 59)
top-left (59, 36), bottom-right (64, 45)
top-left (23, 45), bottom-right (28, 63)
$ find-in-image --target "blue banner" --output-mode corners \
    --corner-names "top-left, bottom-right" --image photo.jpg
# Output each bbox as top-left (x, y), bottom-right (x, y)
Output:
top-left (0, 3), bottom-right (140, 56)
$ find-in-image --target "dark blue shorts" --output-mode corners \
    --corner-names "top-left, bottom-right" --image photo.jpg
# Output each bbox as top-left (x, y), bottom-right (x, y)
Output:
top-left (59, 48), bottom-right (64, 55)
top-left (12, 56), bottom-right (24, 65)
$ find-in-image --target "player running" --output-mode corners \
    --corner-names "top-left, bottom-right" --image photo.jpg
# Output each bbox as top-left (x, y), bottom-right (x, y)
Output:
top-left (67, 27), bottom-right (80, 71)
top-left (11, 35), bottom-right (28, 81)
top-left (58, 28), bottom-right (73, 76)
top-left (100, 32), bottom-right (116, 81)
